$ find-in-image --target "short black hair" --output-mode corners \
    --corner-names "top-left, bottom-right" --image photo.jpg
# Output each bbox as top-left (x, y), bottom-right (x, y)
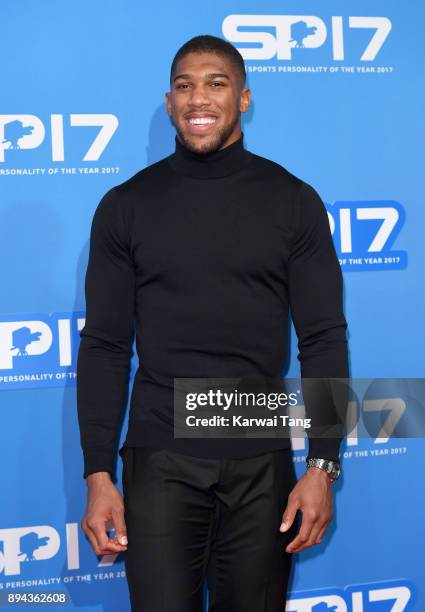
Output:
top-left (170, 34), bottom-right (246, 87)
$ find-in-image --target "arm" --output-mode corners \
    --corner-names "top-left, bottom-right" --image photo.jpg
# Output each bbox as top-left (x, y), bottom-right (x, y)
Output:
top-left (280, 180), bottom-right (349, 553)
top-left (288, 180), bottom-right (349, 461)
top-left (77, 186), bottom-right (135, 479)
top-left (76, 186), bottom-right (135, 554)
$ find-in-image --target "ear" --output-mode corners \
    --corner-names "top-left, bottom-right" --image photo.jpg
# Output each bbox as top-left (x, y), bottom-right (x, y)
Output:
top-left (239, 87), bottom-right (251, 113)
top-left (165, 91), bottom-right (172, 116)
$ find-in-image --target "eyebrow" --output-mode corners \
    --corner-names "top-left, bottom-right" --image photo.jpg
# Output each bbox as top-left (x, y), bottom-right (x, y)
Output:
top-left (173, 72), bottom-right (230, 83)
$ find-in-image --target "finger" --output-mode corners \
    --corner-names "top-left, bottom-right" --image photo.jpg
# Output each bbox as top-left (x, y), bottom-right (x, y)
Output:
top-left (285, 511), bottom-right (316, 552)
top-left (87, 525), bottom-right (128, 554)
top-left (293, 513), bottom-right (332, 552)
top-left (87, 520), bottom-right (111, 550)
top-left (289, 517), bottom-right (330, 553)
top-left (314, 522), bottom-right (329, 545)
top-left (81, 518), bottom-right (101, 553)
top-left (98, 534), bottom-right (128, 553)
top-left (83, 525), bottom-right (102, 555)
top-left (111, 508), bottom-right (128, 546)
top-left (81, 513), bottom-right (127, 554)
top-left (279, 497), bottom-right (299, 532)
top-left (300, 521), bottom-right (324, 551)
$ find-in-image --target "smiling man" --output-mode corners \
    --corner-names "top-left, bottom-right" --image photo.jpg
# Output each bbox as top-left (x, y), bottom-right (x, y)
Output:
top-left (77, 35), bottom-right (349, 611)
top-left (169, 51), bottom-right (244, 154)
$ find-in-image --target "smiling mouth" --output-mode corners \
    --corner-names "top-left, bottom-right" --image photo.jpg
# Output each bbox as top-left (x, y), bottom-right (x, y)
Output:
top-left (185, 116), bottom-right (218, 132)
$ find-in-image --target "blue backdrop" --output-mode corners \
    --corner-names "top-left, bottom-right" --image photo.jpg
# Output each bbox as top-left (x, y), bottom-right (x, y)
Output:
top-left (1, 1), bottom-right (424, 610)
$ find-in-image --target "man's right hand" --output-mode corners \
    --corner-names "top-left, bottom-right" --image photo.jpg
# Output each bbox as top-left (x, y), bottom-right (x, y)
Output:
top-left (81, 472), bottom-right (128, 556)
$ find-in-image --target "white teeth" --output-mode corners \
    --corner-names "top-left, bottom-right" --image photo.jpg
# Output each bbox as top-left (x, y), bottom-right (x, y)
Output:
top-left (188, 117), bottom-right (216, 125)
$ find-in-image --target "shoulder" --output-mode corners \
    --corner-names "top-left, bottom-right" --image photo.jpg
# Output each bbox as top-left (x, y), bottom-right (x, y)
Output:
top-left (94, 155), bottom-right (171, 221)
top-left (247, 150), bottom-right (326, 217)
top-left (113, 156), bottom-right (171, 196)
top-left (248, 150), bottom-right (303, 190)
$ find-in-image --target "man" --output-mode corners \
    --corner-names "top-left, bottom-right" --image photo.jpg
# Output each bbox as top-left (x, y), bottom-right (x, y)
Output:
top-left (77, 34), bottom-right (349, 611)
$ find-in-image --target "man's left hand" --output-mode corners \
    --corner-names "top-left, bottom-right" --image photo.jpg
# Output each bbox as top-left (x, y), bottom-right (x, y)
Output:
top-left (279, 467), bottom-right (334, 553)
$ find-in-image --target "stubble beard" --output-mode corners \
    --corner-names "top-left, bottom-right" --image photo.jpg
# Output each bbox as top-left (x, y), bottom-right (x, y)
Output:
top-left (173, 112), bottom-right (240, 156)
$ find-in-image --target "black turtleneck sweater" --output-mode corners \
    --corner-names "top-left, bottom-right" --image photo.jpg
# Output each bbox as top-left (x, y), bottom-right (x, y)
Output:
top-left (77, 132), bottom-right (349, 479)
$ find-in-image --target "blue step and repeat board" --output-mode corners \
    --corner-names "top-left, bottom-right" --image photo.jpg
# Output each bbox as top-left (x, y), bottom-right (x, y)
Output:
top-left (1, 1), bottom-right (424, 610)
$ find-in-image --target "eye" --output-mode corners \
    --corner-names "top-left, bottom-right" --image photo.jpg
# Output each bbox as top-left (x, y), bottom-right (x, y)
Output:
top-left (210, 82), bottom-right (224, 87)
top-left (176, 83), bottom-right (190, 89)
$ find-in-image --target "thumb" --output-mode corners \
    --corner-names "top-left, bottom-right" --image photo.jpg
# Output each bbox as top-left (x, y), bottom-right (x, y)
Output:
top-left (280, 498), bottom-right (298, 532)
top-left (112, 509), bottom-right (128, 545)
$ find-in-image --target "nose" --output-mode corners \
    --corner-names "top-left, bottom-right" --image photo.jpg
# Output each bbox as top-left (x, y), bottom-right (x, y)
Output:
top-left (188, 83), bottom-right (211, 107)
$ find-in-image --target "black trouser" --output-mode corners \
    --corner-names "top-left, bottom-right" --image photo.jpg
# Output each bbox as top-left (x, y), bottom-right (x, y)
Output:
top-left (120, 446), bottom-right (299, 612)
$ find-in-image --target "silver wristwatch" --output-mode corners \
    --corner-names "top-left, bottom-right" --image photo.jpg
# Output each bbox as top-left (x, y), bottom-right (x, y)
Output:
top-left (306, 457), bottom-right (341, 482)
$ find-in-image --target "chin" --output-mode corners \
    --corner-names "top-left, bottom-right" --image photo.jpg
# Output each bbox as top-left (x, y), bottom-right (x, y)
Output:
top-left (182, 132), bottom-right (220, 155)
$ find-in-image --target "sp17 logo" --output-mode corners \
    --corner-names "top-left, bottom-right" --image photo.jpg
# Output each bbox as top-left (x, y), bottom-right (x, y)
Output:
top-left (287, 579), bottom-right (416, 611)
top-left (0, 526), bottom-right (60, 576)
top-left (0, 114), bottom-right (118, 163)
top-left (0, 523), bottom-right (120, 576)
top-left (222, 15), bottom-right (391, 61)
top-left (326, 201), bottom-right (407, 271)
top-left (0, 312), bottom-right (85, 389)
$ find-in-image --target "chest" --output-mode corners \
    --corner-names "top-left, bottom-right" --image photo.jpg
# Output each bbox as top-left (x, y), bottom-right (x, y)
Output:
top-left (130, 185), bottom-right (293, 284)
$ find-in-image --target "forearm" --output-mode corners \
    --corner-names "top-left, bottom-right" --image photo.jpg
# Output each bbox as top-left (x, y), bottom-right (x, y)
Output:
top-left (301, 336), bottom-right (349, 461)
top-left (77, 331), bottom-right (133, 479)
top-left (298, 283), bottom-right (349, 461)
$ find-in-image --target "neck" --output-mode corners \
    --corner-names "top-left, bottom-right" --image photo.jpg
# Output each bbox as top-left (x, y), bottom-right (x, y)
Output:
top-left (167, 131), bottom-right (252, 179)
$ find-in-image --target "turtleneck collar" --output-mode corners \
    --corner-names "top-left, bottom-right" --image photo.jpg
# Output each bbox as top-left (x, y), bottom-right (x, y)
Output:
top-left (166, 131), bottom-right (252, 179)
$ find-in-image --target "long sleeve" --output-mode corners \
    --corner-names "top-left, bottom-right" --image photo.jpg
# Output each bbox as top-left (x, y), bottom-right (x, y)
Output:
top-left (288, 181), bottom-right (349, 462)
top-left (76, 187), bottom-right (135, 479)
